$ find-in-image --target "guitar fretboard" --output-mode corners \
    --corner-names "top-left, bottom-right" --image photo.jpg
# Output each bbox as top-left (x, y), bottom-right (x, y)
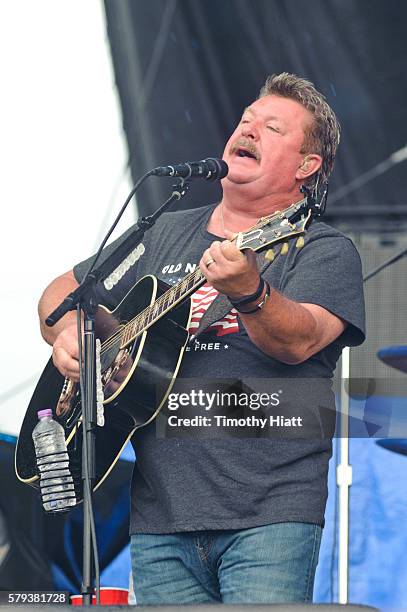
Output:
top-left (120, 265), bottom-right (205, 347)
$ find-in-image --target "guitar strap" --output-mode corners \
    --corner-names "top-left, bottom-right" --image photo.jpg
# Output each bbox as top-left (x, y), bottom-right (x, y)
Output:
top-left (193, 245), bottom-right (283, 337)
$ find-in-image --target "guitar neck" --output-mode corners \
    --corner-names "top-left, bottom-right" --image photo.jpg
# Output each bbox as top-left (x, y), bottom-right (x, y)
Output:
top-left (120, 266), bottom-right (206, 347)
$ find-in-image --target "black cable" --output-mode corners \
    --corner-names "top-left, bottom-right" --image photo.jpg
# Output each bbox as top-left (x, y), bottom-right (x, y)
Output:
top-left (92, 158), bottom-right (133, 251)
top-left (80, 169), bottom-right (154, 285)
top-left (363, 245), bottom-right (407, 282)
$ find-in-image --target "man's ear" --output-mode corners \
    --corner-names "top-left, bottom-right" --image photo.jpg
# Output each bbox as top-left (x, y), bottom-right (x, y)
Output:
top-left (296, 154), bottom-right (322, 180)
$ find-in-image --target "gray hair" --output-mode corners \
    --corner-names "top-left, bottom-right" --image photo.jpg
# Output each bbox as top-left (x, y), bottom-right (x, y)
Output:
top-left (259, 72), bottom-right (340, 189)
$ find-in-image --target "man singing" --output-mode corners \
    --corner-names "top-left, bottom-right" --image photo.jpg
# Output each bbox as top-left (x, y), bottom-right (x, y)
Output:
top-left (38, 73), bottom-right (365, 604)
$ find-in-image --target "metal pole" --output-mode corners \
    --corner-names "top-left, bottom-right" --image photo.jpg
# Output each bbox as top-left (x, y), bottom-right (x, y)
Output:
top-left (81, 314), bottom-right (97, 605)
top-left (337, 346), bottom-right (352, 604)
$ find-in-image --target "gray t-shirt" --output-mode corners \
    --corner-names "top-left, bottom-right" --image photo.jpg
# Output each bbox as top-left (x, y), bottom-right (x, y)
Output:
top-left (73, 203), bottom-right (365, 533)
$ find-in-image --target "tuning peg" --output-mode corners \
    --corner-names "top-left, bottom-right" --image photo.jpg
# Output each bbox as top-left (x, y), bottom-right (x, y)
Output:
top-left (265, 248), bottom-right (275, 262)
top-left (280, 242), bottom-right (289, 255)
top-left (296, 236), bottom-right (305, 249)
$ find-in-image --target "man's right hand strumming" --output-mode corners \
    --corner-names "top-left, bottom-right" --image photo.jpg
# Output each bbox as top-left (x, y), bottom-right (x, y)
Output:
top-left (52, 322), bottom-right (81, 382)
top-left (38, 269), bottom-right (81, 381)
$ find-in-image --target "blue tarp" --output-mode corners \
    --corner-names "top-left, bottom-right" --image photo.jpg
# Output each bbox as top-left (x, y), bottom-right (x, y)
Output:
top-left (315, 436), bottom-right (407, 609)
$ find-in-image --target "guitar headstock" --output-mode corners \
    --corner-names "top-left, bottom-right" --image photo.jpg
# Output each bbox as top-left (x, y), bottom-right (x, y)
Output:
top-left (234, 198), bottom-right (313, 253)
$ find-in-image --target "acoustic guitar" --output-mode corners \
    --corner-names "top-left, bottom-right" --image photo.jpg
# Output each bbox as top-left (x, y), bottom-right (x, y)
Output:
top-left (15, 199), bottom-right (313, 505)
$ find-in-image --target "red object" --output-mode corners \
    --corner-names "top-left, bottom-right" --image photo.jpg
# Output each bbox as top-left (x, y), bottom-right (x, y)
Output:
top-left (71, 587), bottom-right (129, 606)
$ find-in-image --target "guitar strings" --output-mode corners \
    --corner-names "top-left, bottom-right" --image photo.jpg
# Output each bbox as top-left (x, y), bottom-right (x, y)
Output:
top-left (99, 266), bottom-right (205, 356)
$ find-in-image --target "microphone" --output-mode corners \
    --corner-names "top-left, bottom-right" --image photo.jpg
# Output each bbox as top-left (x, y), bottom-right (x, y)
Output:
top-left (151, 157), bottom-right (228, 181)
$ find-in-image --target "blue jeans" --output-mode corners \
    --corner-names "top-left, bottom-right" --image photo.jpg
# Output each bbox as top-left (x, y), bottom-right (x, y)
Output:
top-left (130, 522), bottom-right (322, 604)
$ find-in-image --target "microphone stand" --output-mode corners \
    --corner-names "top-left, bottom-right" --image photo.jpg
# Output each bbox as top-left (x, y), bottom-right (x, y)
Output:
top-left (46, 176), bottom-right (190, 606)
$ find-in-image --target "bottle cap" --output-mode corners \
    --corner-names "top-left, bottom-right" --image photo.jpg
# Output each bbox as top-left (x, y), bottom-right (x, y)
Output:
top-left (37, 409), bottom-right (52, 419)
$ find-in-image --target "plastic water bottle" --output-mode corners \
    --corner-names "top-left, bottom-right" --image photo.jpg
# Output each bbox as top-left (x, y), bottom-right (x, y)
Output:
top-left (32, 409), bottom-right (76, 512)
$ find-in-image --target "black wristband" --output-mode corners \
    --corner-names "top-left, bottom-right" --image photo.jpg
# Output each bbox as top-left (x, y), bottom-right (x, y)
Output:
top-left (233, 281), bottom-right (271, 314)
top-left (229, 277), bottom-right (265, 307)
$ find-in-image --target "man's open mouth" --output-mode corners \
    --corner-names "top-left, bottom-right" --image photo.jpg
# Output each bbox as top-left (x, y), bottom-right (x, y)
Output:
top-left (235, 147), bottom-right (259, 161)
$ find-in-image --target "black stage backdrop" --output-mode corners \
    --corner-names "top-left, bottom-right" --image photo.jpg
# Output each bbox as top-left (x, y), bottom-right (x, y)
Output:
top-left (104, 0), bottom-right (407, 232)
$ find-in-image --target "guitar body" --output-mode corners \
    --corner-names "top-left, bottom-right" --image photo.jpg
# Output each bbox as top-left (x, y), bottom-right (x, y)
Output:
top-left (15, 275), bottom-right (191, 504)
